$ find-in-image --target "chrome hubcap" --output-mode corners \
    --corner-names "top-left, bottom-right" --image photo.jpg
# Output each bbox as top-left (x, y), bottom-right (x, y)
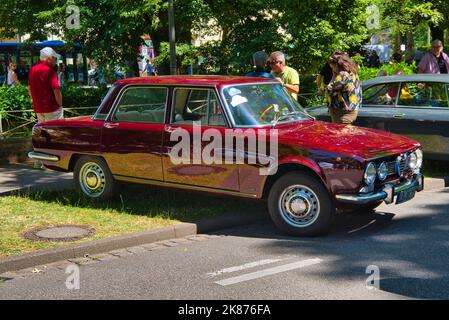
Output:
top-left (79, 162), bottom-right (106, 197)
top-left (278, 185), bottom-right (320, 227)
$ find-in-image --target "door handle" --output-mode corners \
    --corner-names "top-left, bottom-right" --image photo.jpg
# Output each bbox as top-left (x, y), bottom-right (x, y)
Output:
top-left (104, 122), bottom-right (119, 129)
top-left (164, 126), bottom-right (178, 134)
top-left (393, 113), bottom-right (406, 118)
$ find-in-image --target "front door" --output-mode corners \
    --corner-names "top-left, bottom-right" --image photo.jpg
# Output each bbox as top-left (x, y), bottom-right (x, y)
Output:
top-left (162, 87), bottom-right (240, 191)
top-left (101, 86), bottom-right (168, 181)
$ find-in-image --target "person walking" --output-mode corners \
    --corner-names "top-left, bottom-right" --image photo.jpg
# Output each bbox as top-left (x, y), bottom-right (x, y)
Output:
top-left (326, 54), bottom-right (362, 125)
top-left (144, 59), bottom-right (154, 76)
top-left (28, 47), bottom-right (64, 123)
top-left (7, 62), bottom-right (20, 87)
top-left (245, 51), bottom-right (274, 79)
top-left (269, 51), bottom-right (300, 100)
top-left (417, 39), bottom-right (449, 74)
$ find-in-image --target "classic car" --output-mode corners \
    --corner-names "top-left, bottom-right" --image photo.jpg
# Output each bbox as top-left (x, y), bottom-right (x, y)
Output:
top-left (308, 74), bottom-right (449, 161)
top-left (29, 76), bottom-right (424, 236)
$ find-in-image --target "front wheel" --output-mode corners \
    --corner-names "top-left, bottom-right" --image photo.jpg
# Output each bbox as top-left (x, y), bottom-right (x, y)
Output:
top-left (267, 172), bottom-right (335, 236)
top-left (74, 156), bottom-right (116, 200)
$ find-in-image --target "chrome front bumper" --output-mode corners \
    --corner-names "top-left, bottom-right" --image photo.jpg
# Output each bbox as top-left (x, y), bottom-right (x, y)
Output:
top-left (335, 174), bottom-right (424, 205)
top-left (28, 151), bottom-right (60, 162)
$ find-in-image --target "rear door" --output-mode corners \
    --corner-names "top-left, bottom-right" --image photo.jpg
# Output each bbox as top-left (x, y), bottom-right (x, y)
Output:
top-left (101, 85), bottom-right (168, 181)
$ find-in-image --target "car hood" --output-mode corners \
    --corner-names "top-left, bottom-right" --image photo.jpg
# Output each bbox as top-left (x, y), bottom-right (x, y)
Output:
top-left (277, 120), bottom-right (420, 160)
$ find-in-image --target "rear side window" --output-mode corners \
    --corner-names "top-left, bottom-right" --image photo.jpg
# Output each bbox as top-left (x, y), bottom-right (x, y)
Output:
top-left (112, 87), bottom-right (168, 123)
top-left (362, 83), bottom-right (399, 106)
top-left (398, 82), bottom-right (449, 108)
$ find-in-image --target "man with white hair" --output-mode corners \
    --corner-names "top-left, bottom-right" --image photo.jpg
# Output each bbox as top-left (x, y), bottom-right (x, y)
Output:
top-left (417, 39), bottom-right (449, 74)
top-left (28, 47), bottom-right (64, 123)
top-left (269, 51), bottom-right (300, 100)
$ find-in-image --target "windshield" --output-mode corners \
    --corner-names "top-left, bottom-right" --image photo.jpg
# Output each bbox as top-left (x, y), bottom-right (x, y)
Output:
top-left (222, 83), bottom-right (311, 127)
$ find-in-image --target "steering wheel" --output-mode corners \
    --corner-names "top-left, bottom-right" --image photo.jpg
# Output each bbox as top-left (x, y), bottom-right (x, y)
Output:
top-left (259, 104), bottom-right (277, 121)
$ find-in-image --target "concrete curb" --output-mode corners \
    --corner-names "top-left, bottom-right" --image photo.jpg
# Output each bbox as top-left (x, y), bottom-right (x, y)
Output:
top-left (0, 212), bottom-right (268, 274)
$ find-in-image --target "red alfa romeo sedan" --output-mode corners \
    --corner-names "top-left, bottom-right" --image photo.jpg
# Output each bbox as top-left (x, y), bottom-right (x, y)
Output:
top-left (29, 76), bottom-right (424, 236)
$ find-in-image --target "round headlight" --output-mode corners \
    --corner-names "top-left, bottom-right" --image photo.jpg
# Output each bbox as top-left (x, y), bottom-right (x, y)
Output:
top-left (416, 149), bottom-right (423, 170)
top-left (364, 162), bottom-right (377, 185)
top-left (378, 162), bottom-right (388, 181)
top-left (409, 152), bottom-right (418, 170)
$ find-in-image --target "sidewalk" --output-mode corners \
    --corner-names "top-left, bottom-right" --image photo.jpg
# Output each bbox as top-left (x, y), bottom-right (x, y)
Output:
top-left (0, 164), bottom-right (73, 195)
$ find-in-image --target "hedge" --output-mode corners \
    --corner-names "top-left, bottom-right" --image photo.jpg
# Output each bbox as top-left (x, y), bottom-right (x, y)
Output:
top-left (0, 84), bottom-right (109, 121)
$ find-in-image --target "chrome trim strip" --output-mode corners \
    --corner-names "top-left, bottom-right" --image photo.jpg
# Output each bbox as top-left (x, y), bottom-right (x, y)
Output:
top-left (28, 151), bottom-right (60, 162)
top-left (113, 174), bottom-right (258, 198)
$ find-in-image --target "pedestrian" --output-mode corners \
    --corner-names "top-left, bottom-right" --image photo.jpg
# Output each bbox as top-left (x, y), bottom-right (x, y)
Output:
top-left (316, 51), bottom-right (346, 98)
top-left (326, 54), bottom-right (362, 125)
top-left (245, 51), bottom-right (274, 79)
top-left (392, 48), bottom-right (403, 63)
top-left (58, 63), bottom-right (66, 87)
top-left (7, 62), bottom-right (20, 87)
top-left (0, 60), bottom-right (5, 85)
top-left (417, 39), bottom-right (449, 74)
top-left (16, 60), bottom-right (30, 83)
top-left (269, 51), bottom-right (300, 100)
top-left (28, 47), bottom-right (63, 124)
top-left (144, 59), bottom-right (154, 76)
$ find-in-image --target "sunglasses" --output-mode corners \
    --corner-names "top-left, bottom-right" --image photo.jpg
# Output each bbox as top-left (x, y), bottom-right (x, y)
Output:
top-left (270, 60), bottom-right (281, 65)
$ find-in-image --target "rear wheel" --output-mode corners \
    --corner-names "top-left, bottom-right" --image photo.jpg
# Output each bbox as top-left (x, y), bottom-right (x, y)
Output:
top-left (74, 156), bottom-right (116, 200)
top-left (267, 172), bottom-right (335, 236)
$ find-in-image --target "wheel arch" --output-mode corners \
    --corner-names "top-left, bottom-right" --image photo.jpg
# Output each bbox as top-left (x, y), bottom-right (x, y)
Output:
top-left (68, 153), bottom-right (108, 172)
top-left (262, 159), bottom-right (328, 199)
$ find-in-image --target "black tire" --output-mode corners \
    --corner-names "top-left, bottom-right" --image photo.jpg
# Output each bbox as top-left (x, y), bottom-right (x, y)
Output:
top-left (267, 172), bottom-right (335, 236)
top-left (73, 155), bottom-right (116, 200)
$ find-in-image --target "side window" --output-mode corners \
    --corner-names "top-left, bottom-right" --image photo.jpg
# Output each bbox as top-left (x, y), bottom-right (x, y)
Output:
top-left (113, 87), bottom-right (167, 123)
top-left (172, 88), bottom-right (226, 126)
top-left (398, 82), bottom-right (449, 108)
top-left (362, 83), bottom-right (399, 106)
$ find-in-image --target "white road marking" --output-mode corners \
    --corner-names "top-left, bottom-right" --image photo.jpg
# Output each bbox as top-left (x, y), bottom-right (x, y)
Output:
top-left (207, 258), bottom-right (286, 277)
top-left (215, 258), bottom-right (322, 286)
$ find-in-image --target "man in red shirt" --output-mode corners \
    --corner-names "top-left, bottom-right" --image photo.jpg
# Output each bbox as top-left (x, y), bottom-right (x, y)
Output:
top-left (28, 47), bottom-right (63, 123)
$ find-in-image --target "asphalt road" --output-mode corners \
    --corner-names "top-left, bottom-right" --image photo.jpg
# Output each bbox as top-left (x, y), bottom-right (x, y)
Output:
top-left (1, 187), bottom-right (449, 300)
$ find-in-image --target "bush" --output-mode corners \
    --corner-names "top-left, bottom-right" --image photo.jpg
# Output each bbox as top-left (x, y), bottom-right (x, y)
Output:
top-left (0, 84), bottom-right (109, 120)
top-left (61, 85), bottom-right (109, 115)
top-left (358, 62), bottom-right (416, 82)
top-left (0, 85), bottom-right (33, 121)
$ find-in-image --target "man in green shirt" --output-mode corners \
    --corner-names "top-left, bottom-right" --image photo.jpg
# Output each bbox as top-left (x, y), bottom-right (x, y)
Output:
top-left (270, 51), bottom-right (300, 100)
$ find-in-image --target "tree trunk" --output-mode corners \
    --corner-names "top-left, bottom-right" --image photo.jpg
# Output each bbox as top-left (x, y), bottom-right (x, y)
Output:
top-left (430, 23), bottom-right (445, 43)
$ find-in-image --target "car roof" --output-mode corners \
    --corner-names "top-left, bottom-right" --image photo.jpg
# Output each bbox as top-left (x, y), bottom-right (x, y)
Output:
top-left (115, 75), bottom-right (277, 87)
top-left (363, 74), bottom-right (449, 86)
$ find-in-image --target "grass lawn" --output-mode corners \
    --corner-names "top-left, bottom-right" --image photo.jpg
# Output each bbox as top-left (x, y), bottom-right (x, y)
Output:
top-left (0, 185), bottom-right (264, 257)
top-left (421, 160), bottom-right (449, 179)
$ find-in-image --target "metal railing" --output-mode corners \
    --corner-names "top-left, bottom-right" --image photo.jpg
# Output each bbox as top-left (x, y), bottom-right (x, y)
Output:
top-left (0, 106), bottom-right (98, 139)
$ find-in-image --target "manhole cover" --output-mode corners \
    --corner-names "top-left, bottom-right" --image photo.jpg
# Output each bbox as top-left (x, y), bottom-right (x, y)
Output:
top-left (23, 225), bottom-right (95, 242)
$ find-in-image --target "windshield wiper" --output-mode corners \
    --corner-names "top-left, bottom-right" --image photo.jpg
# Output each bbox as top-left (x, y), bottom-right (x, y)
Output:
top-left (270, 111), bottom-right (304, 127)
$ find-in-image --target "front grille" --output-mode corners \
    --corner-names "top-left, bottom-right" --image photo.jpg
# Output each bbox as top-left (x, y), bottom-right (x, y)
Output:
top-left (385, 153), bottom-right (410, 177)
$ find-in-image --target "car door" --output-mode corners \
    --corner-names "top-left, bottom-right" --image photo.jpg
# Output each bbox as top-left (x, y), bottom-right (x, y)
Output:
top-left (161, 87), bottom-right (239, 191)
top-left (101, 85), bottom-right (168, 181)
top-left (388, 81), bottom-right (449, 160)
top-left (355, 82), bottom-right (399, 132)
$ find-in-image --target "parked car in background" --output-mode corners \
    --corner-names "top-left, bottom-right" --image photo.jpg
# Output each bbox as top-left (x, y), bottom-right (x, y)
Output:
top-left (29, 76), bottom-right (423, 236)
top-left (308, 74), bottom-right (449, 161)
